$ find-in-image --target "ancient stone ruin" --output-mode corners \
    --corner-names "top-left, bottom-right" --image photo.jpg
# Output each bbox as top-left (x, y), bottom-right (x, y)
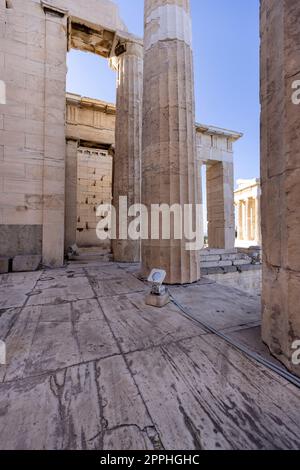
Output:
top-left (0, 0), bottom-right (300, 451)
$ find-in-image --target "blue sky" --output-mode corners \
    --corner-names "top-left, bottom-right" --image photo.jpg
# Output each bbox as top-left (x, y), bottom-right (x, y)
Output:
top-left (67, 0), bottom-right (260, 183)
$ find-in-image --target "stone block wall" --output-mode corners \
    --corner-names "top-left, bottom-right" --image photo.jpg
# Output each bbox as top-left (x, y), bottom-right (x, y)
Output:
top-left (0, 0), bottom-right (129, 266)
top-left (76, 147), bottom-right (112, 249)
top-left (0, 0), bottom-right (46, 257)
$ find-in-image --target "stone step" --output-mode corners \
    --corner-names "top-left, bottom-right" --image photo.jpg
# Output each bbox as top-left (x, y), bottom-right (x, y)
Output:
top-left (200, 249), bottom-right (253, 270)
top-left (200, 248), bottom-right (238, 256)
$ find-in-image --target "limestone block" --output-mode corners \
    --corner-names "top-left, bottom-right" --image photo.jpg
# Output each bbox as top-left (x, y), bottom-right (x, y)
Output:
top-left (13, 255), bottom-right (41, 272)
top-left (233, 259), bottom-right (252, 267)
top-left (201, 261), bottom-right (232, 268)
top-left (203, 267), bottom-right (224, 275)
top-left (221, 254), bottom-right (240, 261)
top-left (0, 225), bottom-right (42, 258)
top-left (201, 248), bottom-right (237, 256)
top-left (0, 257), bottom-right (9, 274)
top-left (239, 264), bottom-right (261, 273)
top-left (222, 265), bottom-right (238, 274)
top-left (200, 255), bottom-right (221, 263)
top-left (218, 261), bottom-right (233, 268)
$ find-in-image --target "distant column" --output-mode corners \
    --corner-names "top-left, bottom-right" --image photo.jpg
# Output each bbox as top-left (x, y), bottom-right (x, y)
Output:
top-left (245, 198), bottom-right (250, 242)
top-left (207, 162), bottom-right (235, 250)
top-left (243, 199), bottom-right (247, 241)
top-left (142, 0), bottom-right (202, 284)
top-left (112, 41), bottom-right (143, 263)
top-left (65, 139), bottom-right (78, 250)
top-left (238, 201), bottom-right (244, 241)
top-left (255, 195), bottom-right (261, 246)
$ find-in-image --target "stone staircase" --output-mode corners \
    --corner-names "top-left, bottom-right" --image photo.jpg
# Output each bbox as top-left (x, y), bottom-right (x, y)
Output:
top-left (200, 248), bottom-right (260, 275)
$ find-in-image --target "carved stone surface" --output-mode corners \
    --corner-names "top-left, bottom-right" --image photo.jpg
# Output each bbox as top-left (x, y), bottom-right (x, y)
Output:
top-left (260, 0), bottom-right (300, 376)
top-left (112, 42), bottom-right (143, 263)
top-left (0, 261), bottom-right (300, 449)
top-left (12, 255), bottom-right (41, 273)
top-left (141, 0), bottom-right (201, 284)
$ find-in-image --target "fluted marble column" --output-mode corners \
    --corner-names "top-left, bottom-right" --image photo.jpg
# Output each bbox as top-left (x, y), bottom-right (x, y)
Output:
top-left (255, 196), bottom-right (261, 246)
top-left (261, 0), bottom-right (300, 375)
top-left (112, 42), bottom-right (143, 262)
top-left (142, 0), bottom-right (202, 284)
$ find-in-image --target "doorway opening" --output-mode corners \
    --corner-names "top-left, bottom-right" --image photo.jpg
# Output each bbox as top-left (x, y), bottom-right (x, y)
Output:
top-left (65, 48), bottom-right (117, 259)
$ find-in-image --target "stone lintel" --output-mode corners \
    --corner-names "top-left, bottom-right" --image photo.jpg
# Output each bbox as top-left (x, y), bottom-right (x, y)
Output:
top-left (41, 0), bottom-right (68, 17)
top-left (195, 123), bottom-right (243, 142)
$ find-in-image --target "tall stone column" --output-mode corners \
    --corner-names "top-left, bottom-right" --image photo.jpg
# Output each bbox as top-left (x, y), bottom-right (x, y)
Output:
top-left (207, 161), bottom-right (235, 250)
top-left (255, 195), bottom-right (261, 246)
top-left (242, 201), bottom-right (247, 242)
top-left (65, 139), bottom-right (78, 250)
top-left (42, 4), bottom-right (68, 267)
top-left (237, 201), bottom-right (244, 241)
top-left (112, 41), bottom-right (143, 263)
top-left (142, 0), bottom-right (202, 284)
top-left (245, 198), bottom-right (250, 242)
top-left (261, 0), bottom-right (300, 375)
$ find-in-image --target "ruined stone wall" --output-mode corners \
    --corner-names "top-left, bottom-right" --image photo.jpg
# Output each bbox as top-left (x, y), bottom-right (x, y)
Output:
top-left (0, 0), bottom-right (53, 258)
top-left (76, 148), bottom-right (112, 249)
top-left (65, 94), bottom-right (115, 251)
top-left (0, 0), bottom-right (128, 266)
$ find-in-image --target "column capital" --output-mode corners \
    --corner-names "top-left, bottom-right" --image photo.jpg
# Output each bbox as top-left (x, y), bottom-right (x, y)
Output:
top-left (110, 41), bottom-right (143, 70)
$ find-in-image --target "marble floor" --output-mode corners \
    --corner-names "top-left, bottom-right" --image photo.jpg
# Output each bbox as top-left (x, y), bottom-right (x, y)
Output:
top-left (0, 260), bottom-right (300, 450)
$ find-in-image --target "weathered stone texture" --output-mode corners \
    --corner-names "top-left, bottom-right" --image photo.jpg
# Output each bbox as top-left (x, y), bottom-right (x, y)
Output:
top-left (142, 0), bottom-right (201, 284)
top-left (0, 0), bottom-right (132, 267)
top-left (76, 147), bottom-right (113, 249)
top-left (112, 42), bottom-right (143, 263)
top-left (12, 254), bottom-right (41, 272)
top-left (0, 225), bottom-right (42, 258)
top-left (65, 139), bottom-right (78, 250)
top-left (207, 161), bottom-right (235, 250)
top-left (260, 0), bottom-right (300, 375)
top-left (66, 94), bottom-right (116, 145)
top-left (0, 257), bottom-right (9, 274)
top-left (42, 8), bottom-right (67, 268)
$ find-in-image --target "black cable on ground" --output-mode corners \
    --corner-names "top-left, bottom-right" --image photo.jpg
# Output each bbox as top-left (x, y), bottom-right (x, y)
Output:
top-left (170, 294), bottom-right (300, 389)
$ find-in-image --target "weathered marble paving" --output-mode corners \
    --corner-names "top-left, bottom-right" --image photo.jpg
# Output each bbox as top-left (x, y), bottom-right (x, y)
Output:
top-left (0, 262), bottom-right (300, 450)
